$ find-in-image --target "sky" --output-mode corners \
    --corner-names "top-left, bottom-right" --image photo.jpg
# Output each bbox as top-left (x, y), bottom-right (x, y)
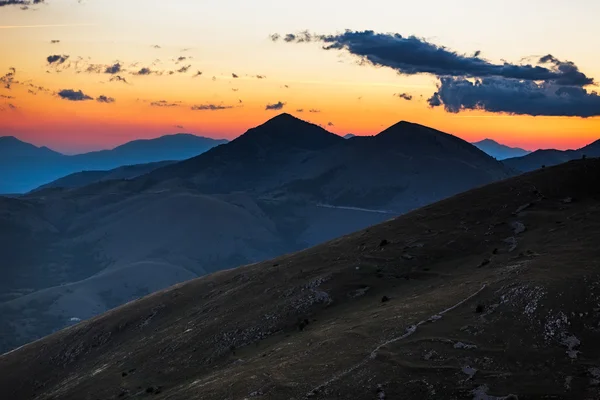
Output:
top-left (1, 0), bottom-right (599, 154)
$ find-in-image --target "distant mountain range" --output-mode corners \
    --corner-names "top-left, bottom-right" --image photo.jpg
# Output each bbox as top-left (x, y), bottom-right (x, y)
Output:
top-left (472, 138), bottom-right (530, 160)
top-left (503, 139), bottom-right (600, 172)
top-left (0, 134), bottom-right (228, 193)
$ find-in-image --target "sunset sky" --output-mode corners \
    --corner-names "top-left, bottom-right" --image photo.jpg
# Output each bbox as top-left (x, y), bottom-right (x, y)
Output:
top-left (1, 0), bottom-right (599, 153)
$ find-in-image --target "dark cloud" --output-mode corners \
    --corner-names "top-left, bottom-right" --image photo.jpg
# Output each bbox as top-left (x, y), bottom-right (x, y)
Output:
top-left (1, 68), bottom-right (16, 89)
top-left (255, 74), bottom-right (266, 79)
top-left (0, 0), bottom-right (45, 9)
top-left (232, 88), bottom-right (239, 92)
top-left (428, 77), bottom-right (600, 117)
top-left (232, 73), bottom-right (239, 78)
top-left (265, 101), bottom-right (285, 110)
top-left (47, 54), bottom-right (69, 64)
top-left (104, 63), bottom-right (122, 74)
top-left (135, 67), bottom-right (153, 75)
top-left (177, 65), bottom-right (191, 73)
top-left (57, 89), bottom-right (92, 101)
top-left (193, 70), bottom-right (203, 78)
top-left (152, 45), bottom-right (161, 49)
top-left (191, 104), bottom-right (233, 111)
top-left (277, 30), bottom-right (594, 86)
top-left (175, 124), bottom-right (184, 129)
top-left (96, 95), bottom-right (115, 103)
top-left (309, 108), bottom-right (321, 113)
top-left (0, 94), bottom-right (14, 99)
top-left (395, 92), bottom-right (413, 101)
top-left (50, 39), bottom-right (60, 44)
top-left (109, 75), bottom-right (129, 84)
top-left (150, 100), bottom-right (180, 107)
top-left (327, 122), bottom-right (334, 126)
top-left (296, 108), bottom-right (304, 112)
top-left (176, 56), bottom-right (187, 63)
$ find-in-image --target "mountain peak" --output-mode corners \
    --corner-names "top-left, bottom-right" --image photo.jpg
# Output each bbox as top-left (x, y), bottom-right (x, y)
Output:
top-left (234, 113), bottom-right (343, 151)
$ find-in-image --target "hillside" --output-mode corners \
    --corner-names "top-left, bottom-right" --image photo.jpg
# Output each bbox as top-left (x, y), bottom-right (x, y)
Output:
top-left (1, 159), bottom-right (599, 399)
top-left (472, 138), bottom-right (530, 160)
top-left (0, 115), bottom-right (515, 354)
top-left (504, 138), bottom-right (600, 172)
top-left (34, 161), bottom-right (175, 191)
top-left (0, 134), bottom-right (227, 194)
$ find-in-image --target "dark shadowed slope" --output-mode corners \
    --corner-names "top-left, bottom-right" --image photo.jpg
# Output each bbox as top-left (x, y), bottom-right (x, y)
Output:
top-left (503, 138), bottom-right (600, 172)
top-left (276, 121), bottom-right (514, 212)
top-left (34, 161), bottom-right (175, 191)
top-left (3, 159), bottom-right (600, 400)
top-left (472, 138), bottom-right (530, 160)
top-left (0, 134), bottom-right (227, 194)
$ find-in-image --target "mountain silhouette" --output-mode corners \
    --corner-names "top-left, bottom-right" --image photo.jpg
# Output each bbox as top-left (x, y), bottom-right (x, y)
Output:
top-left (472, 138), bottom-right (530, 160)
top-left (0, 134), bottom-right (228, 193)
top-left (503, 138), bottom-right (600, 172)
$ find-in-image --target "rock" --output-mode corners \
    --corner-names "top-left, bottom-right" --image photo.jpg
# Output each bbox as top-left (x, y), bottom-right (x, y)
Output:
top-left (511, 221), bottom-right (526, 235)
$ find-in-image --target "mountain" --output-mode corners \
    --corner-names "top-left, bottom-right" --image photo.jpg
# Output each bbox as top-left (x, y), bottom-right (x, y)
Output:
top-left (472, 138), bottom-right (530, 160)
top-left (0, 134), bottom-right (228, 193)
top-left (2, 159), bottom-right (599, 399)
top-left (0, 136), bottom-right (67, 194)
top-left (503, 139), bottom-right (600, 172)
top-left (35, 161), bottom-right (175, 191)
top-left (0, 114), bottom-right (515, 354)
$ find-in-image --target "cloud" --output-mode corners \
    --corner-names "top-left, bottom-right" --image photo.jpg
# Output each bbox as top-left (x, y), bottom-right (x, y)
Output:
top-left (395, 92), bottom-right (413, 101)
top-left (96, 95), bottom-right (115, 103)
top-left (276, 30), bottom-right (594, 86)
top-left (134, 67), bottom-right (153, 75)
top-left (232, 73), bottom-right (239, 78)
top-left (191, 104), bottom-right (233, 111)
top-left (327, 122), bottom-right (334, 126)
top-left (1, 67), bottom-right (16, 89)
top-left (0, 94), bottom-right (14, 99)
top-left (428, 76), bottom-right (600, 117)
top-left (152, 44), bottom-right (161, 49)
top-left (255, 74), bottom-right (266, 79)
top-left (57, 89), bottom-right (92, 101)
top-left (0, 0), bottom-right (45, 9)
top-left (177, 65), bottom-right (191, 73)
top-left (176, 56), bottom-right (187, 63)
top-left (296, 108), bottom-right (304, 112)
top-left (265, 101), bottom-right (285, 110)
top-left (150, 100), bottom-right (180, 107)
top-left (175, 124), bottom-right (184, 129)
top-left (47, 54), bottom-right (69, 64)
top-left (192, 70), bottom-right (203, 78)
top-left (109, 75), bottom-right (129, 84)
top-left (104, 63), bottom-right (121, 74)
top-left (309, 108), bottom-right (321, 113)
top-left (50, 39), bottom-right (60, 44)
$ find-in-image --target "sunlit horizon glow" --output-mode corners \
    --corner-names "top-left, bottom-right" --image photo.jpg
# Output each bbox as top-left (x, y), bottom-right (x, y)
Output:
top-left (1, 0), bottom-right (599, 153)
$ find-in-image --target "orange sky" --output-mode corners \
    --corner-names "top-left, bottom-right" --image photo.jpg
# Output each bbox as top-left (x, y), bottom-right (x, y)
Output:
top-left (1, 0), bottom-right (599, 153)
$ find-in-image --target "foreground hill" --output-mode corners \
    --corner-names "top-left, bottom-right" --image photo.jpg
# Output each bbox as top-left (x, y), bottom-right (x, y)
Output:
top-left (0, 134), bottom-right (227, 193)
top-left (1, 159), bottom-right (599, 399)
top-left (0, 114), bottom-right (514, 354)
top-left (504, 138), bottom-right (600, 172)
top-left (472, 138), bottom-right (530, 160)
